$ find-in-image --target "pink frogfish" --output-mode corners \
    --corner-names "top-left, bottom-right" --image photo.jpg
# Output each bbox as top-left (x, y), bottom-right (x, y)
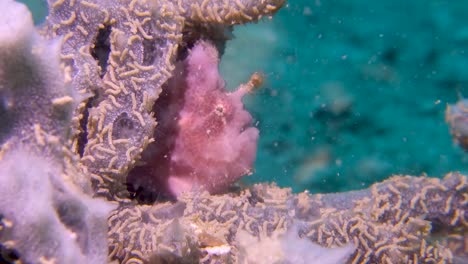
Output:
top-left (128, 40), bottom-right (260, 198)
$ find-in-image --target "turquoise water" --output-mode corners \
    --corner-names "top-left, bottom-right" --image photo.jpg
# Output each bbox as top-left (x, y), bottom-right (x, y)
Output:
top-left (24, 0), bottom-right (467, 194)
top-left (221, 0), bottom-right (468, 193)
top-left (18, 0), bottom-right (47, 24)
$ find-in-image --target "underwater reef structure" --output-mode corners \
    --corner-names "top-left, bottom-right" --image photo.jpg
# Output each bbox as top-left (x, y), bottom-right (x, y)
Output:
top-left (40, 0), bottom-right (283, 200)
top-left (0, 1), bottom-right (115, 263)
top-left (0, 0), bottom-right (466, 264)
top-left (108, 173), bottom-right (467, 263)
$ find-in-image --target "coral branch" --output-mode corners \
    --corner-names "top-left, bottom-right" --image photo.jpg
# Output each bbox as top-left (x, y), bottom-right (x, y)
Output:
top-left (109, 173), bottom-right (467, 263)
top-left (38, 0), bottom-right (285, 200)
top-left (0, 0), bottom-right (74, 154)
top-left (178, 0), bottom-right (285, 24)
top-left (0, 2), bottom-right (114, 263)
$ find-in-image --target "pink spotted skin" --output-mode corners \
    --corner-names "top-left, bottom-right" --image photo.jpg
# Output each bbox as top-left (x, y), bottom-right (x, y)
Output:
top-left (127, 41), bottom-right (259, 198)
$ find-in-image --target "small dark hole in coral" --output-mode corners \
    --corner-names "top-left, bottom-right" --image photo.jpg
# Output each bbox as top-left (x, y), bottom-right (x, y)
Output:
top-left (247, 190), bottom-right (264, 206)
top-left (142, 38), bottom-right (157, 66)
top-left (77, 93), bottom-right (99, 157)
top-left (91, 25), bottom-right (112, 77)
top-left (0, 228), bottom-right (20, 264)
top-left (142, 23), bottom-right (160, 66)
top-left (0, 247), bottom-right (20, 264)
top-left (427, 217), bottom-right (444, 234)
top-left (179, 24), bottom-right (233, 60)
top-left (176, 37), bottom-right (194, 61)
top-left (0, 101), bottom-right (14, 146)
top-left (118, 116), bottom-right (134, 130)
top-left (112, 112), bottom-right (139, 139)
top-left (127, 182), bottom-right (173, 204)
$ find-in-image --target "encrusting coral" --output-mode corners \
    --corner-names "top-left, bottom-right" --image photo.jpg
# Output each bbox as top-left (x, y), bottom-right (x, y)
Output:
top-left (0, 0), bottom-right (467, 263)
top-left (0, 1), bottom-right (114, 263)
top-left (0, 0), bottom-right (74, 155)
top-left (108, 172), bottom-right (467, 263)
top-left (0, 148), bottom-right (114, 264)
top-left (41, 0), bottom-right (285, 200)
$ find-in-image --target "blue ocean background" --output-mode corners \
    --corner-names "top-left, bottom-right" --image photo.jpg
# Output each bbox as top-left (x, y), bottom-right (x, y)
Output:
top-left (24, 0), bottom-right (467, 194)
